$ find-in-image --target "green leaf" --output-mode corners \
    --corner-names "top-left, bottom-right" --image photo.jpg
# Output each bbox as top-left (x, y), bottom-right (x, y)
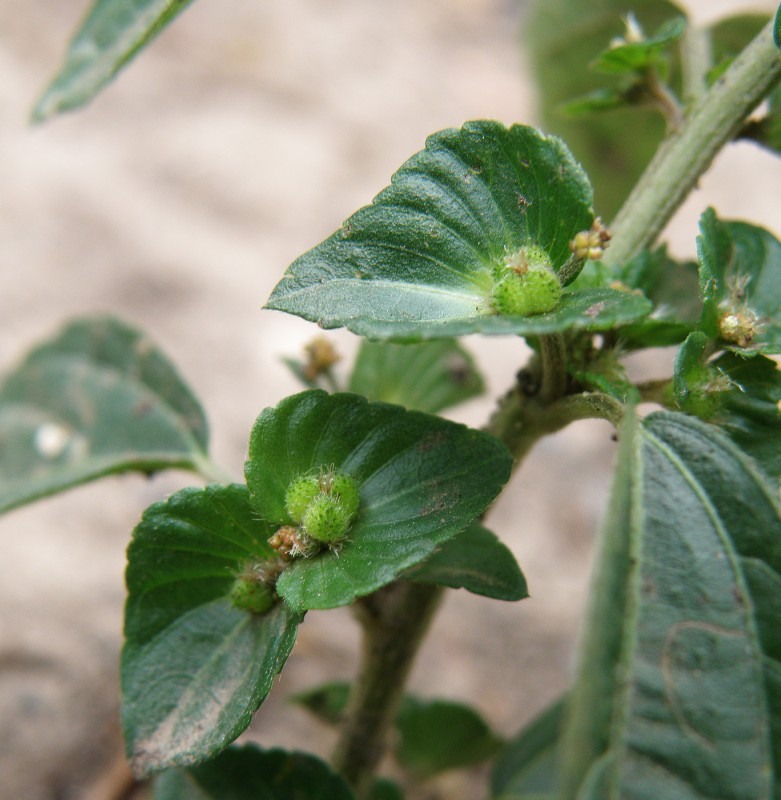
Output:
top-left (706, 351), bottom-right (781, 480)
top-left (610, 245), bottom-right (700, 348)
top-left (32, 0), bottom-right (195, 122)
top-left (560, 88), bottom-right (628, 117)
top-left (265, 121), bottom-right (641, 340)
top-left (290, 681), bottom-right (351, 726)
top-left (122, 484), bottom-right (302, 777)
top-left (674, 337), bottom-right (781, 481)
top-left (697, 209), bottom-right (781, 354)
top-left (404, 521), bottom-right (528, 601)
top-left (0, 316), bottom-right (208, 515)
top-left (526, 0), bottom-right (684, 218)
top-left (591, 16), bottom-right (686, 76)
top-left (560, 411), bottom-right (778, 799)
top-left (395, 698), bottom-right (504, 778)
top-left (775, 3), bottom-right (781, 49)
top-left (348, 339), bottom-right (484, 413)
top-left (152, 744), bottom-right (355, 800)
top-left (491, 697), bottom-right (564, 799)
top-left (244, 390), bottom-right (512, 611)
top-left (369, 778), bottom-right (405, 800)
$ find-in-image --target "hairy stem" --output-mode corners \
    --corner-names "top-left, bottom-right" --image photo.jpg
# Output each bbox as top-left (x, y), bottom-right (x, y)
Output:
top-left (680, 24), bottom-right (712, 107)
top-left (332, 582), bottom-right (444, 798)
top-left (604, 17), bottom-right (781, 267)
top-left (538, 334), bottom-right (568, 403)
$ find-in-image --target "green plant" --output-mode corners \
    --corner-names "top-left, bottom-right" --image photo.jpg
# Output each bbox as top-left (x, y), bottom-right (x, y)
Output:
top-left (3, 1), bottom-right (781, 798)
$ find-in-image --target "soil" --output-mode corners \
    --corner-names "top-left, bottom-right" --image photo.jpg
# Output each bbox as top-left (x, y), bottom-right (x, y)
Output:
top-left (0, 1), bottom-right (778, 798)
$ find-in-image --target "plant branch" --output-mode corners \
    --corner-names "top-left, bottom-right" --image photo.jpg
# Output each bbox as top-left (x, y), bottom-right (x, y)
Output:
top-left (332, 582), bottom-right (444, 798)
top-left (604, 17), bottom-right (781, 268)
top-left (680, 24), bottom-right (712, 107)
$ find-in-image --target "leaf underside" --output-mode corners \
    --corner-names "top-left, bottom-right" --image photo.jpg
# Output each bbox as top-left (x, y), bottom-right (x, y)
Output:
top-left (560, 411), bottom-right (780, 799)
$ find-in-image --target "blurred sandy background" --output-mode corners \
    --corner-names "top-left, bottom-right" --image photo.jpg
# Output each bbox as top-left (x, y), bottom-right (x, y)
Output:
top-left (1, 1), bottom-right (779, 798)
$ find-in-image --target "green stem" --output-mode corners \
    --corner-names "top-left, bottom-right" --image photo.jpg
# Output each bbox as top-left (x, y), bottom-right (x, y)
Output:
top-left (604, 17), bottom-right (781, 268)
top-left (486, 383), bottom-right (623, 463)
top-left (680, 24), bottom-right (712, 107)
top-left (538, 334), bottom-right (568, 403)
top-left (331, 582), bottom-right (444, 798)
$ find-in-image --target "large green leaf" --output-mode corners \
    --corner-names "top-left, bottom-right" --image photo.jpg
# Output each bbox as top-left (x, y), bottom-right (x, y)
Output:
top-left (491, 697), bottom-right (565, 800)
top-left (32, 0), bottom-right (195, 121)
top-left (404, 521), bottom-right (528, 601)
top-left (0, 316), bottom-right (208, 515)
top-left (559, 411), bottom-right (779, 799)
top-left (266, 122), bottom-right (650, 340)
top-left (244, 390), bottom-right (512, 610)
top-left (348, 339), bottom-right (484, 413)
top-left (697, 209), bottom-right (781, 354)
top-left (525, 0), bottom-right (684, 218)
top-left (122, 484), bottom-right (302, 777)
top-left (153, 744), bottom-right (355, 800)
top-left (394, 698), bottom-right (504, 778)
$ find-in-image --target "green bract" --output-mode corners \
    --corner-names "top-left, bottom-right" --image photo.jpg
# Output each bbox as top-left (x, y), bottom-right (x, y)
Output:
top-left (697, 209), bottom-right (781, 354)
top-left (265, 121), bottom-right (651, 339)
top-left (244, 390), bottom-right (512, 610)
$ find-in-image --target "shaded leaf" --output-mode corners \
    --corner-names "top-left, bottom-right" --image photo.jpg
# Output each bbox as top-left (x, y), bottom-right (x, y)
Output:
top-left (674, 338), bottom-right (781, 482)
top-left (245, 391), bottom-right (512, 611)
top-left (591, 16), bottom-right (686, 76)
top-left (0, 316), bottom-right (208, 515)
top-left (153, 744), bottom-right (355, 799)
top-left (405, 521), bottom-right (528, 601)
top-left (122, 484), bottom-right (302, 777)
top-left (526, 0), bottom-right (684, 217)
top-left (370, 778), bottom-right (405, 800)
top-left (707, 351), bottom-right (781, 480)
top-left (266, 121), bottom-right (619, 340)
top-left (290, 681), bottom-right (351, 727)
top-left (560, 88), bottom-right (628, 116)
top-left (612, 245), bottom-right (700, 348)
top-left (33, 0), bottom-right (195, 121)
top-left (697, 209), bottom-right (781, 353)
top-left (348, 339), bottom-right (484, 414)
top-left (560, 411), bottom-right (778, 799)
top-left (491, 696), bottom-right (564, 799)
top-left (395, 698), bottom-right (504, 778)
